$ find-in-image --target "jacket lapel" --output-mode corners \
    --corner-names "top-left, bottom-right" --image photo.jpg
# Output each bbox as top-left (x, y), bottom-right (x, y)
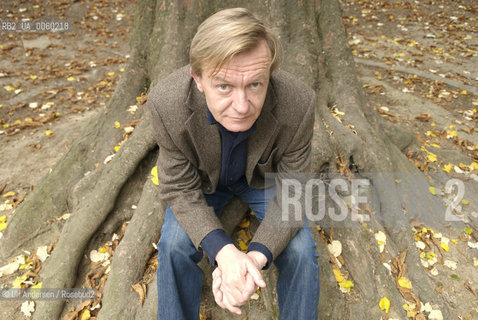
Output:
top-left (185, 82), bottom-right (222, 185)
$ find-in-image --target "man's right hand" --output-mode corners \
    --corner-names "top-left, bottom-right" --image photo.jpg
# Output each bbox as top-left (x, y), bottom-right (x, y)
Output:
top-left (214, 244), bottom-right (266, 314)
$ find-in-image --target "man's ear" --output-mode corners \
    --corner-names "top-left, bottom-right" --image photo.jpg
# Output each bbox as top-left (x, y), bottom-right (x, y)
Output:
top-left (190, 68), bottom-right (204, 92)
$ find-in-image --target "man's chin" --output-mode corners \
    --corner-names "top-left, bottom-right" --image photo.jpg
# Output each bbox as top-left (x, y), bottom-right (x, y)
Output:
top-left (222, 121), bottom-right (253, 132)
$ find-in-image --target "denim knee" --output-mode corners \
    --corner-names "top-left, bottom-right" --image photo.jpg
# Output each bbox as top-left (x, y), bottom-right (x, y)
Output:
top-left (276, 228), bottom-right (319, 268)
top-left (158, 227), bottom-right (203, 264)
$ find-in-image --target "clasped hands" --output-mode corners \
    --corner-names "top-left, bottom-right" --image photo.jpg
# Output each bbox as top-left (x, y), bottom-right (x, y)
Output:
top-left (212, 244), bottom-right (267, 315)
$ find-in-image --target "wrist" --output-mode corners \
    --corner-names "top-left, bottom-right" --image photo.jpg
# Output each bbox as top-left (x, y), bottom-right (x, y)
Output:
top-left (247, 251), bottom-right (267, 270)
top-left (215, 243), bottom-right (238, 265)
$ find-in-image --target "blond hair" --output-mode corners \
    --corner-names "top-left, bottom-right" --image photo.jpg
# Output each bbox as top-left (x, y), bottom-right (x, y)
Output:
top-left (190, 7), bottom-right (280, 76)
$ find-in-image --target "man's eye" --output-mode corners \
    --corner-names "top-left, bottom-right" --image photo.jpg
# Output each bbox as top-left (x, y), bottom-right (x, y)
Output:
top-left (251, 82), bottom-right (260, 88)
top-left (218, 84), bottom-right (229, 91)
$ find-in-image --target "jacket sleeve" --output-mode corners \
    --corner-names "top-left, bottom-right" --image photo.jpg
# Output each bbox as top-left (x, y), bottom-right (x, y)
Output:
top-left (148, 100), bottom-right (225, 249)
top-left (250, 90), bottom-right (316, 262)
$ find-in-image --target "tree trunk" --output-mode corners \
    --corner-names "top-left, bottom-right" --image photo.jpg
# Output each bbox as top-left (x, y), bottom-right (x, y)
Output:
top-left (0, 0), bottom-right (460, 319)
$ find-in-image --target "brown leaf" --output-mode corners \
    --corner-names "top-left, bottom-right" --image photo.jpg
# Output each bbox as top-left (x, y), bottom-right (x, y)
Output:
top-left (415, 113), bottom-right (431, 122)
top-left (464, 281), bottom-right (476, 297)
top-left (415, 313), bottom-right (427, 320)
top-left (132, 282), bottom-right (146, 305)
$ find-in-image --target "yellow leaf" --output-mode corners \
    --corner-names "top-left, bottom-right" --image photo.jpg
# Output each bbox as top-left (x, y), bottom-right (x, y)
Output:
top-left (403, 303), bottom-right (418, 317)
top-left (120, 68), bottom-right (125, 72)
top-left (397, 277), bottom-right (412, 289)
top-left (339, 280), bottom-right (354, 289)
top-left (151, 166), bottom-right (159, 186)
top-left (30, 74), bottom-right (37, 80)
top-left (12, 274), bottom-right (28, 288)
top-left (4, 85), bottom-right (16, 91)
top-left (80, 309), bottom-right (91, 320)
top-left (441, 242), bottom-right (449, 252)
top-left (333, 269), bottom-right (344, 282)
top-left (431, 122), bottom-right (436, 126)
top-left (461, 199), bottom-right (469, 205)
top-left (430, 143), bottom-right (440, 149)
top-left (67, 76), bottom-right (75, 82)
top-left (19, 262), bottom-right (32, 270)
top-left (237, 217), bottom-right (250, 228)
top-left (238, 240), bottom-right (248, 252)
top-left (429, 186), bottom-right (437, 195)
top-left (0, 215), bottom-right (6, 222)
top-left (114, 145), bottom-right (121, 152)
top-left (31, 282), bottom-right (42, 289)
top-left (451, 239), bottom-right (458, 245)
top-left (379, 297), bottom-right (391, 313)
top-left (443, 163), bottom-right (452, 173)
top-left (45, 130), bottom-right (53, 136)
top-left (446, 130), bottom-right (457, 137)
top-left (470, 162), bottom-right (478, 171)
top-left (2, 191), bottom-right (16, 198)
top-left (98, 246), bottom-right (107, 253)
top-left (107, 72), bottom-right (115, 76)
top-left (460, 90), bottom-right (468, 95)
top-left (114, 121), bottom-right (121, 128)
top-left (427, 153), bottom-right (437, 162)
top-left (0, 221), bottom-right (7, 231)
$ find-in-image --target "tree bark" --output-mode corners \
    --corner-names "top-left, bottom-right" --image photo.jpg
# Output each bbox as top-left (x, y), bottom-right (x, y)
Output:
top-left (0, 0), bottom-right (460, 319)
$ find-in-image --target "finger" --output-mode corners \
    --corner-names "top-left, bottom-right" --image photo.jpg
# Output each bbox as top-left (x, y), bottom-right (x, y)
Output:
top-left (246, 261), bottom-right (266, 288)
top-left (221, 277), bottom-right (246, 305)
top-left (221, 283), bottom-right (247, 307)
top-left (212, 267), bottom-right (222, 279)
top-left (222, 293), bottom-right (242, 315)
top-left (212, 275), bottom-right (222, 296)
top-left (242, 273), bottom-right (257, 299)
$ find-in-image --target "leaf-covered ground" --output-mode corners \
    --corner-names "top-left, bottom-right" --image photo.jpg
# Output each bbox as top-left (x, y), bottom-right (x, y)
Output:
top-left (0, 0), bottom-right (477, 319)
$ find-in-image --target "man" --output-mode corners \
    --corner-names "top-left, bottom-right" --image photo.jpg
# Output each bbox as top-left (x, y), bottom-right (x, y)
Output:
top-left (148, 7), bottom-right (319, 319)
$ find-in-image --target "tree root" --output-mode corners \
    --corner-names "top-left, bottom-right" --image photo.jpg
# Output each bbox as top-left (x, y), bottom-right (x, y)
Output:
top-left (32, 119), bottom-right (156, 320)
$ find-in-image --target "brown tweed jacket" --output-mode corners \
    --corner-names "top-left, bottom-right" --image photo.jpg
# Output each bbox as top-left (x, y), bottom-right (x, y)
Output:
top-left (148, 65), bottom-right (315, 260)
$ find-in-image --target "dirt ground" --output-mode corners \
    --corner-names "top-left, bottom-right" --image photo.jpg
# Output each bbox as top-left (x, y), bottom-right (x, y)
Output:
top-left (0, 0), bottom-right (477, 319)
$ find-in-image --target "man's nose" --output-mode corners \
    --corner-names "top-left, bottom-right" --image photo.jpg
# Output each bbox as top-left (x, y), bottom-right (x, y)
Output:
top-left (233, 89), bottom-right (249, 114)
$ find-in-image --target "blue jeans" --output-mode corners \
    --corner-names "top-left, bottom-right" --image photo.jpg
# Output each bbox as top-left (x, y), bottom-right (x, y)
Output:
top-left (157, 177), bottom-right (320, 319)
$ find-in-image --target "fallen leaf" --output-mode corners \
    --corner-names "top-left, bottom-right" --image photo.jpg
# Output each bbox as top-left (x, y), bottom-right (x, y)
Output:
top-left (328, 240), bottom-right (342, 258)
top-left (79, 309), bottom-right (91, 320)
top-left (333, 268), bottom-right (344, 282)
top-left (450, 274), bottom-right (460, 280)
top-left (339, 280), bottom-right (354, 292)
top-left (442, 163), bottom-right (452, 173)
top-left (428, 309), bottom-right (443, 320)
top-left (379, 297), bottom-right (390, 313)
top-left (2, 191), bottom-right (16, 198)
top-left (398, 277), bottom-right (412, 289)
top-left (428, 186), bottom-right (438, 195)
top-left (151, 166), bottom-right (159, 186)
top-left (21, 301), bottom-right (35, 317)
top-left (415, 113), bottom-right (431, 122)
top-left (427, 153), bottom-right (437, 162)
top-left (444, 260), bottom-right (457, 270)
top-left (132, 282), bottom-right (146, 305)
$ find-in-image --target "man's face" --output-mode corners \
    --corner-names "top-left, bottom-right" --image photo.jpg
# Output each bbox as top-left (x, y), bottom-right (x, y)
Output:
top-left (191, 40), bottom-right (272, 132)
